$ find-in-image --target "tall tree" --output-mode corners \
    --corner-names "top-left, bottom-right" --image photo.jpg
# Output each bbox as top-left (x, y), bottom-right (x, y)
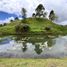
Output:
top-left (35, 4), bottom-right (45, 17)
top-left (49, 10), bottom-right (57, 21)
top-left (21, 8), bottom-right (27, 19)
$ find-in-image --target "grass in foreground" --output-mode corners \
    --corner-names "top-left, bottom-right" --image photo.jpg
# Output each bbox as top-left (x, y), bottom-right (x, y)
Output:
top-left (0, 58), bottom-right (67, 67)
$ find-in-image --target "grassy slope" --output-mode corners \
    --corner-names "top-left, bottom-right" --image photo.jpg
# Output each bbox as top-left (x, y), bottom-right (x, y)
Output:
top-left (0, 58), bottom-right (67, 67)
top-left (0, 20), bottom-right (21, 34)
top-left (0, 18), bottom-right (67, 35)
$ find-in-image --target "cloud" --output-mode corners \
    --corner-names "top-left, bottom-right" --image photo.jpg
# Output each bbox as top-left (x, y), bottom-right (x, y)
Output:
top-left (0, 0), bottom-right (67, 25)
top-left (57, 21), bottom-right (67, 25)
top-left (0, 0), bottom-right (38, 16)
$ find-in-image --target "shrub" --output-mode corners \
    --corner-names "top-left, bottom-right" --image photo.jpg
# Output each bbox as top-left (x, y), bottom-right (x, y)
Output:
top-left (15, 24), bottom-right (30, 34)
top-left (10, 19), bottom-right (13, 22)
top-left (3, 23), bottom-right (7, 26)
top-left (45, 26), bottom-right (51, 31)
top-left (21, 24), bottom-right (30, 32)
top-left (0, 24), bottom-right (3, 27)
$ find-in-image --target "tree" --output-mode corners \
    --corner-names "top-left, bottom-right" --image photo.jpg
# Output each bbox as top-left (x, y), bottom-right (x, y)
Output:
top-left (10, 19), bottom-right (13, 22)
top-left (15, 24), bottom-right (30, 34)
top-left (32, 13), bottom-right (36, 18)
top-left (0, 24), bottom-right (2, 27)
top-left (35, 4), bottom-right (45, 12)
top-left (3, 23), bottom-right (7, 26)
top-left (21, 24), bottom-right (30, 32)
top-left (35, 4), bottom-right (46, 17)
top-left (45, 27), bottom-right (51, 31)
top-left (34, 44), bottom-right (42, 55)
top-left (21, 8), bottom-right (27, 19)
top-left (49, 10), bottom-right (57, 21)
top-left (22, 42), bottom-right (27, 52)
top-left (15, 17), bottom-right (19, 20)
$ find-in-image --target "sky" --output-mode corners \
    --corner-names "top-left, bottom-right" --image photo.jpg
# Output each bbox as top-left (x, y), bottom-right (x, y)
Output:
top-left (0, 0), bottom-right (67, 25)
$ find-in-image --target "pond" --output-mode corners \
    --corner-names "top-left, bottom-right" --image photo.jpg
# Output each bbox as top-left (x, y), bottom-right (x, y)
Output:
top-left (0, 35), bottom-right (67, 58)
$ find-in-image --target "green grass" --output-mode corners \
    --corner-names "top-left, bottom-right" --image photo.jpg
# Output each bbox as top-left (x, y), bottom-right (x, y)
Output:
top-left (0, 20), bottom-right (20, 35)
top-left (0, 18), bottom-right (67, 35)
top-left (0, 58), bottom-right (67, 67)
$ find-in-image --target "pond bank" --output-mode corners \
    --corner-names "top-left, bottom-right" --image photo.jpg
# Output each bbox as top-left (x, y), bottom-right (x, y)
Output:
top-left (0, 31), bottom-right (67, 37)
top-left (0, 58), bottom-right (67, 67)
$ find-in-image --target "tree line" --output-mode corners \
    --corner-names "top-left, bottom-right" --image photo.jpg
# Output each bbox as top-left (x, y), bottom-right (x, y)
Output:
top-left (22, 4), bottom-right (57, 21)
top-left (10, 4), bottom-right (57, 22)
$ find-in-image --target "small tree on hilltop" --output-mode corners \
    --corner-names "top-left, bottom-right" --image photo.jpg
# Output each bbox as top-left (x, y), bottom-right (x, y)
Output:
top-left (49, 10), bottom-right (57, 21)
top-left (21, 8), bottom-right (27, 23)
top-left (32, 13), bottom-right (36, 18)
top-left (21, 8), bottom-right (27, 19)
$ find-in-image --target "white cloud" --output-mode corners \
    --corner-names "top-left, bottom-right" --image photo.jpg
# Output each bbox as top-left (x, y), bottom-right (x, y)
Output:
top-left (0, 0), bottom-right (39, 16)
top-left (0, 0), bottom-right (67, 25)
top-left (57, 21), bottom-right (67, 25)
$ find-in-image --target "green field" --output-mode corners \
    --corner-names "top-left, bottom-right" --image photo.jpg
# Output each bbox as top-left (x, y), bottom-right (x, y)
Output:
top-left (0, 58), bottom-right (67, 67)
top-left (0, 18), bottom-right (67, 35)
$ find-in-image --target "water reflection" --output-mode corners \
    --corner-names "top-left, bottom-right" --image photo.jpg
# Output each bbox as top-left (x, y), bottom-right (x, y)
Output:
top-left (34, 44), bottom-right (42, 54)
top-left (14, 35), bottom-right (55, 55)
top-left (0, 36), bottom-right (12, 45)
top-left (0, 35), bottom-right (67, 58)
top-left (22, 42), bottom-right (27, 52)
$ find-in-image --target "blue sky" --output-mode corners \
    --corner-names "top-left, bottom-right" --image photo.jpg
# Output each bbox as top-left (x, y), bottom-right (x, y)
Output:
top-left (0, 11), bottom-right (17, 20)
top-left (0, 0), bottom-right (67, 25)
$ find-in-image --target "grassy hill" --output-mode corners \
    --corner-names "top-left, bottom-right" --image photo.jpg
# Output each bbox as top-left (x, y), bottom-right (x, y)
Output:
top-left (0, 18), bottom-right (67, 35)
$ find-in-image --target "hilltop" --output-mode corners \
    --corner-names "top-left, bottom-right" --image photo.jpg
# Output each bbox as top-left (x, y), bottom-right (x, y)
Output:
top-left (0, 18), bottom-right (67, 35)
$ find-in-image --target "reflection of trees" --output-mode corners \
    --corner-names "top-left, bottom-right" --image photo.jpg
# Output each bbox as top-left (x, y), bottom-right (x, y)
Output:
top-left (47, 39), bottom-right (54, 47)
top-left (27, 36), bottom-right (48, 45)
top-left (14, 35), bottom-right (55, 54)
top-left (22, 42), bottom-right (27, 52)
top-left (14, 35), bottom-right (28, 52)
top-left (14, 35), bottom-right (22, 43)
top-left (34, 44), bottom-right (42, 55)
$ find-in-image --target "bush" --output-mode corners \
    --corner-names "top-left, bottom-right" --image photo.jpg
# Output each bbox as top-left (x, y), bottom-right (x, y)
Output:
top-left (15, 24), bottom-right (30, 34)
top-left (0, 24), bottom-right (3, 27)
top-left (3, 23), bottom-right (7, 26)
top-left (45, 26), bottom-right (51, 31)
top-left (10, 19), bottom-right (13, 22)
top-left (21, 24), bottom-right (30, 32)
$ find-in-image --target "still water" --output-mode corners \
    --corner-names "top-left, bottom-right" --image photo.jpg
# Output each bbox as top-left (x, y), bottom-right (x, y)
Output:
top-left (0, 35), bottom-right (67, 58)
